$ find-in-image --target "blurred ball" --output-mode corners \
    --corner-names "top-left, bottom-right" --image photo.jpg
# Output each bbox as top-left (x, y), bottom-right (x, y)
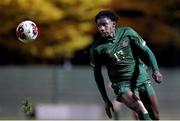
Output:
top-left (16, 20), bottom-right (38, 43)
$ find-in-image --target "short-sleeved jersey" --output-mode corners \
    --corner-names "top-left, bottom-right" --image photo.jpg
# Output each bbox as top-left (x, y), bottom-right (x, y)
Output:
top-left (90, 27), bottom-right (158, 85)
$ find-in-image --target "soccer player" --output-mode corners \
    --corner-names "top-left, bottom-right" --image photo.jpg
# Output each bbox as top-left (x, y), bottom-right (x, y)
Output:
top-left (90, 10), bottom-right (163, 120)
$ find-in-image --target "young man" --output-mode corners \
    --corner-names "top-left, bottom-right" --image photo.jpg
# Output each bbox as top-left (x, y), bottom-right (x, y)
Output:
top-left (90, 10), bottom-right (163, 120)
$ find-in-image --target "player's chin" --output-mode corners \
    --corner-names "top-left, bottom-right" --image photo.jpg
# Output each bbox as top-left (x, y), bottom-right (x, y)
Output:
top-left (101, 34), bottom-right (110, 38)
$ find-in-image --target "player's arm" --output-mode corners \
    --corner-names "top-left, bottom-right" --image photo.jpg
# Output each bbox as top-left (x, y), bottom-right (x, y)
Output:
top-left (93, 65), bottom-right (114, 118)
top-left (90, 47), bottom-right (110, 101)
top-left (129, 28), bottom-right (163, 83)
top-left (90, 49), bottom-right (114, 118)
top-left (93, 64), bottom-right (110, 102)
top-left (133, 38), bottom-right (159, 71)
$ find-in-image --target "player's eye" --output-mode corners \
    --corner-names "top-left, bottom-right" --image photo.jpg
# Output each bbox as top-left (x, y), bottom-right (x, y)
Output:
top-left (98, 21), bottom-right (107, 26)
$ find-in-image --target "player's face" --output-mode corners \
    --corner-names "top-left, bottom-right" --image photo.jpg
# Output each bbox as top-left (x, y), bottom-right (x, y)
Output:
top-left (96, 17), bottom-right (116, 38)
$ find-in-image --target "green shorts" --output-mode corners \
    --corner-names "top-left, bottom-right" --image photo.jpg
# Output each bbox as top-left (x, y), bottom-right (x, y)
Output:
top-left (111, 80), bottom-right (155, 100)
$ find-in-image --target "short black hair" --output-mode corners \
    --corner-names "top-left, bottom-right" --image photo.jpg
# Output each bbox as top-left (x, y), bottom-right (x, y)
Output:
top-left (95, 10), bottom-right (119, 23)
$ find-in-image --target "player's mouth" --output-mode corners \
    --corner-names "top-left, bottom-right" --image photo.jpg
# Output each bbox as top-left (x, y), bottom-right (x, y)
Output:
top-left (100, 32), bottom-right (109, 37)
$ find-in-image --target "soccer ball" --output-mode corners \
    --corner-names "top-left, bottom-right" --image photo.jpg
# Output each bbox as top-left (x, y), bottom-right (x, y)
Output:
top-left (16, 20), bottom-right (38, 43)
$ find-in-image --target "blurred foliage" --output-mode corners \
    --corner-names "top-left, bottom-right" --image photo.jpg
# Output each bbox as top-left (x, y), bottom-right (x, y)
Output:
top-left (112, 0), bottom-right (180, 46)
top-left (21, 97), bottom-right (35, 119)
top-left (0, 0), bottom-right (179, 64)
top-left (0, 0), bottom-right (110, 61)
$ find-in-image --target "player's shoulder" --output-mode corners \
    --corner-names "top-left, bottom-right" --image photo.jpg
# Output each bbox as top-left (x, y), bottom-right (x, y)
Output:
top-left (90, 40), bottom-right (100, 55)
top-left (117, 26), bottom-right (138, 36)
top-left (90, 40), bottom-right (99, 49)
top-left (90, 35), bottom-right (103, 50)
top-left (117, 26), bottom-right (134, 31)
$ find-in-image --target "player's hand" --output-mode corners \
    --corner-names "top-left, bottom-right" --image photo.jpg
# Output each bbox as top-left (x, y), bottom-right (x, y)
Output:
top-left (105, 100), bottom-right (114, 119)
top-left (152, 70), bottom-right (163, 84)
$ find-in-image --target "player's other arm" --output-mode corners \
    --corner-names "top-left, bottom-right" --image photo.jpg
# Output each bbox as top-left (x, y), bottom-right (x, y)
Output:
top-left (129, 28), bottom-right (163, 83)
top-left (140, 46), bottom-right (163, 83)
top-left (139, 45), bottom-right (162, 83)
top-left (90, 48), bottom-right (110, 102)
top-left (93, 65), bottom-right (109, 102)
top-left (90, 49), bottom-right (114, 118)
top-left (93, 65), bottom-right (114, 118)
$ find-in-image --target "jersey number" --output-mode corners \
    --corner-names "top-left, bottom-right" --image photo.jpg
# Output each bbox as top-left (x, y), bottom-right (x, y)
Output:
top-left (114, 50), bottom-right (124, 61)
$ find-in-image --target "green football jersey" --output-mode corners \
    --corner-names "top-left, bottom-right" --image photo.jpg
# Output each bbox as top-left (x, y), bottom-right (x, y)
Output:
top-left (90, 27), bottom-right (159, 85)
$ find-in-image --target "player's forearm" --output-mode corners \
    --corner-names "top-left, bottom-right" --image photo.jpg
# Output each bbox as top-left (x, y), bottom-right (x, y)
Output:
top-left (94, 68), bottom-right (110, 102)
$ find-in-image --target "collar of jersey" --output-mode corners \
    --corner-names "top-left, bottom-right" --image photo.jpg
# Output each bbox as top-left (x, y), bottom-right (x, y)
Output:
top-left (112, 28), bottom-right (119, 43)
top-left (103, 28), bottom-right (119, 43)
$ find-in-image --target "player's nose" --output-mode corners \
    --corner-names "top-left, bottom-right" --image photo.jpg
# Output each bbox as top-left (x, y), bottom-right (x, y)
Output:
top-left (98, 26), bottom-right (105, 32)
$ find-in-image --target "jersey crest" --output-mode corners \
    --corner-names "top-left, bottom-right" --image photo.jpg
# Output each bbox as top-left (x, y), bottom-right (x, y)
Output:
top-left (120, 39), bottom-right (129, 47)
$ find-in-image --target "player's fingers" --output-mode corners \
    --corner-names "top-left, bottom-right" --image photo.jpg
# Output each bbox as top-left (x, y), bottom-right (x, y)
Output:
top-left (105, 108), bottom-right (112, 118)
top-left (152, 74), bottom-right (156, 80)
top-left (152, 74), bottom-right (162, 83)
top-left (110, 103), bottom-right (114, 112)
top-left (157, 75), bottom-right (163, 83)
top-left (111, 106), bottom-right (114, 112)
top-left (155, 77), bottom-right (162, 83)
top-left (159, 74), bottom-right (163, 81)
